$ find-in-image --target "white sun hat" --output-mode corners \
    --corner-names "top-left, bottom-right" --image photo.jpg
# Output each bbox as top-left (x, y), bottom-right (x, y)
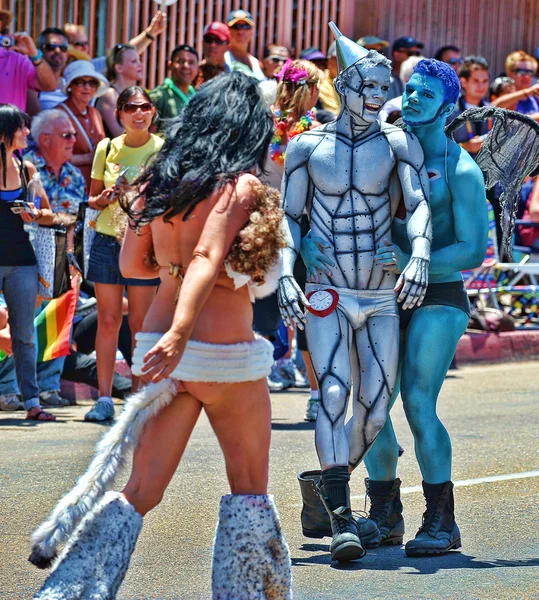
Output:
top-left (62, 60), bottom-right (110, 98)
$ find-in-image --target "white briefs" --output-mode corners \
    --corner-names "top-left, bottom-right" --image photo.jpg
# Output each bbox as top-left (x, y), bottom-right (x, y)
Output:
top-left (132, 332), bottom-right (274, 383)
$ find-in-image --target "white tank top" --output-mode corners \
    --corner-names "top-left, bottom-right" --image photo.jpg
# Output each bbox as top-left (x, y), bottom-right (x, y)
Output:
top-left (224, 51), bottom-right (266, 82)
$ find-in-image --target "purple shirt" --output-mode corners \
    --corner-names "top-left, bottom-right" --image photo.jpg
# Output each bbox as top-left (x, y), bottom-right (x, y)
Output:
top-left (516, 95), bottom-right (539, 115)
top-left (0, 47), bottom-right (37, 110)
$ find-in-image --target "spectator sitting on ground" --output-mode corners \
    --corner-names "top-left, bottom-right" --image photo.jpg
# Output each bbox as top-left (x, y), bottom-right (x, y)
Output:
top-left (446, 56), bottom-right (490, 157)
top-left (26, 109), bottom-right (87, 222)
top-left (63, 11), bottom-right (167, 75)
top-left (434, 45), bottom-right (463, 72)
top-left (357, 35), bottom-right (389, 53)
top-left (258, 45), bottom-right (290, 105)
top-left (195, 22), bottom-right (230, 88)
top-left (500, 51), bottom-right (539, 115)
top-left (96, 44), bottom-right (143, 137)
top-left (26, 27), bottom-right (70, 116)
top-left (379, 54), bottom-right (424, 121)
top-left (150, 45), bottom-right (198, 132)
top-left (224, 9), bottom-right (266, 81)
top-left (388, 35), bottom-right (424, 100)
top-left (57, 60), bottom-right (108, 188)
top-left (0, 9), bottom-right (56, 110)
top-left (316, 42), bottom-right (341, 117)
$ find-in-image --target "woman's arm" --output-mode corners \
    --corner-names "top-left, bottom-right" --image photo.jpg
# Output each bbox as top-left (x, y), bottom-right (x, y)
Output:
top-left (141, 174), bottom-right (257, 381)
top-left (88, 178), bottom-right (115, 210)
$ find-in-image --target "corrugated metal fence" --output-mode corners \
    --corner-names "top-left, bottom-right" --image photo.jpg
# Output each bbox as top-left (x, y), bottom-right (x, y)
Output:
top-left (356, 0), bottom-right (539, 79)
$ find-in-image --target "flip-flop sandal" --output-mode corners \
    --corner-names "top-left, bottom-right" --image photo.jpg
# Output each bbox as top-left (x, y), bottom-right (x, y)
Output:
top-left (26, 409), bottom-right (56, 421)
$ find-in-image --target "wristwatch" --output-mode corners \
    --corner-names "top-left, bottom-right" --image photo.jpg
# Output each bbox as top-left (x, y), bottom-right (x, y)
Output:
top-left (29, 49), bottom-right (43, 64)
top-left (145, 30), bottom-right (155, 41)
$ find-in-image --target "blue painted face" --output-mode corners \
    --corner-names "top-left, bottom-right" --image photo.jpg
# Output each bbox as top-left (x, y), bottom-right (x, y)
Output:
top-left (402, 73), bottom-right (448, 126)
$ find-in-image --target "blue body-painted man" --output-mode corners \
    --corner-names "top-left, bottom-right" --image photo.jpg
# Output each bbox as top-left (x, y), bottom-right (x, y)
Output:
top-left (302, 59), bottom-right (488, 556)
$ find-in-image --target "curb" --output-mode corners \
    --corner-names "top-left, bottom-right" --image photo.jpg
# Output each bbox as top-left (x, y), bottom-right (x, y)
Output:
top-left (456, 330), bottom-right (539, 364)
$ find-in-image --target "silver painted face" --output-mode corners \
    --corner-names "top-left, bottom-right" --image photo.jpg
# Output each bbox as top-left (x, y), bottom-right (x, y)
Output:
top-left (341, 63), bottom-right (390, 125)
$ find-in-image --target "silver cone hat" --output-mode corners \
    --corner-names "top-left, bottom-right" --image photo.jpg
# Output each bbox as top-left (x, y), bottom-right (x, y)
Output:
top-left (329, 22), bottom-right (369, 73)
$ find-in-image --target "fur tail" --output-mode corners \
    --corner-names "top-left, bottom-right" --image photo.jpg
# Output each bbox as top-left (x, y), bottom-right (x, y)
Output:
top-left (29, 378), bottom-right (178, 568)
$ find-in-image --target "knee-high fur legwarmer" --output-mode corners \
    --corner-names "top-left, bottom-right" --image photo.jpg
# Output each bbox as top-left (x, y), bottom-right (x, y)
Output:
top-left (30, 379), bottom-right (177, 568)
top-left (33, 492), bottom-right (142, 600)
top-left (212, 494), bottom-right (292, 600)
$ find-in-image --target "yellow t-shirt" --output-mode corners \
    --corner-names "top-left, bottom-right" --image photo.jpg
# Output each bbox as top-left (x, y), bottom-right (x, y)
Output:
top-left (91, 134), bottom-right (164, 237)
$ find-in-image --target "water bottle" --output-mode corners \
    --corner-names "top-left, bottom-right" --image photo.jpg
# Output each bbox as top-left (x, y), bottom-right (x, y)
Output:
top-left (27, 172), bottom-right (43, 209)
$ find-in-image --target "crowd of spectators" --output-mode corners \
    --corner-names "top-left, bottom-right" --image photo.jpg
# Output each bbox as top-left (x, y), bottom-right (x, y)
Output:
top-left (1, 5), bottom-right (539, 418)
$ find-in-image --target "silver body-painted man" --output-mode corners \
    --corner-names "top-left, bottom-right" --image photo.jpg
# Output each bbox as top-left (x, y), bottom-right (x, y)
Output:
top-left (278, 25), bottom-right (432, 562)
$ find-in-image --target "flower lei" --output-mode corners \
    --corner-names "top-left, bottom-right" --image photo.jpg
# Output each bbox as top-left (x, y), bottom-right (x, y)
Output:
top-left (270, 107), bottom-right (314, 165)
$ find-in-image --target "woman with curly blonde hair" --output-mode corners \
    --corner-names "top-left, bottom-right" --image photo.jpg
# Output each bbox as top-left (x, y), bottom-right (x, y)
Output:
top-left (30, 72), bottom-right (291, 600)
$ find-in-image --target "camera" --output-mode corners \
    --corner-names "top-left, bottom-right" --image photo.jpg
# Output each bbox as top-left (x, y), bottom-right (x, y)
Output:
top-left (0, 35), bottom-right (14, 48)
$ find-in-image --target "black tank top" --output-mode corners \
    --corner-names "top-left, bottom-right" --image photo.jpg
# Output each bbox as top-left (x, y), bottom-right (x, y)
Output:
top-left (0, 161), bottom-right (37, 267)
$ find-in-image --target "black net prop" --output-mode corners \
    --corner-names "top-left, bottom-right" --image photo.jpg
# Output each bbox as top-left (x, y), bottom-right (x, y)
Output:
top-left (446, 106), bottom-right (539, 258)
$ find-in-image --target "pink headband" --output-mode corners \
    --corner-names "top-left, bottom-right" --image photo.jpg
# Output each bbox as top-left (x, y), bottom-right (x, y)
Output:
top-left (276, 59), bottom-right (310, 84)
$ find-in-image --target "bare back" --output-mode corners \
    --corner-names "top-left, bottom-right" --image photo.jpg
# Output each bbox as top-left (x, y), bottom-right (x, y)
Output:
top-left (136, 177), bottom-right (257, 344)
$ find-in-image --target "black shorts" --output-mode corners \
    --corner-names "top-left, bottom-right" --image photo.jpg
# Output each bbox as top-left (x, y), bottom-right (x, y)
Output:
top-left (399, 280), bottom-right (470, 331)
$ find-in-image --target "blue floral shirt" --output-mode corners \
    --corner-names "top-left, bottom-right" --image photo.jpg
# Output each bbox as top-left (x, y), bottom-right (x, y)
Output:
top-left (25, 150), bottom-right (87, 215)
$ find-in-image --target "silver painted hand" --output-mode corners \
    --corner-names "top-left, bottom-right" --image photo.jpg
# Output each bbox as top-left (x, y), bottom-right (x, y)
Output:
top-left (394, 257), bottom-right (429, 310)
top-left (277, 275), bottom-right (310, 330)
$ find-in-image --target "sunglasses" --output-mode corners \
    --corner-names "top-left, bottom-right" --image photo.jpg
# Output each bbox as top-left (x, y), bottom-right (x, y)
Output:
top-left (514, 68), bottom-right (535, 76)
top-left (448, 57), bottom-right (464, 65)
top-left (42, 43), bottom-right (68, 52)
top-left (45, 131), bottom-right (77, 140)
top-left (402, 49), bottom-right (421, 56)
top-left (72, 78), bottom-right (99, 88)
top-left (230, 23), bottom-right (252, 30)
top-left (72, 40), bottom-right (89, 48)
top-left (203, 35), bottom-right (227, 45)
top-left (120, 102), bottom-right (153, 114)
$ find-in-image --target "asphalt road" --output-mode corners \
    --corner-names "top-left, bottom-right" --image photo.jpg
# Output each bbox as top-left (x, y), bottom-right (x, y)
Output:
top-left (0, 361), bottom-right (538, 600)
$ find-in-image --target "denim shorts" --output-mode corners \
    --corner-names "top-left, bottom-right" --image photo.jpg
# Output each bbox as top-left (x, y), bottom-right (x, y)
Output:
top-left (87, 233), bottom-right (160, 287)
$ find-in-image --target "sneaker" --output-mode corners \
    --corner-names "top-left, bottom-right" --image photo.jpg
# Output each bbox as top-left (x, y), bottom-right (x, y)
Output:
top-left (267, 376), bottom-right (285, 392)
top-left (267, 363), bottom-right (292, 392)
top-left (276, 358), bottom-right (309, 388)
top-left (84, 397), bottom-right (115, 422)
top-left (0, 393), bottom-right (24, 411)
top-left (39, 390), bottom-right (69, 408)
top-left (304, 397), bottom-right (319, 421)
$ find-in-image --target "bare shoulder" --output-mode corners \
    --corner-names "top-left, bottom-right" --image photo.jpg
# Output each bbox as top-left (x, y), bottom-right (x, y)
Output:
top-left (381, 122), bottom-right (424, 160)
top-left (24, 160), bottom-right (37, 176)
top-left (221, 173), bottom-right (260, 213)
top-left (449, 140), bottom-right (483, 179)
top-left (285, 126), bottom-right (329, 173)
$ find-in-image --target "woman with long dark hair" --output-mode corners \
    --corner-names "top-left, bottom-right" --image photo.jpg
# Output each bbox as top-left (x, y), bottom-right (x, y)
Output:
top-left (0, 104), bottom-right (55, 420)
top-left (31, 73), bottom-right (291, 600)
top-left (84, 86), bottom-right (161, 423)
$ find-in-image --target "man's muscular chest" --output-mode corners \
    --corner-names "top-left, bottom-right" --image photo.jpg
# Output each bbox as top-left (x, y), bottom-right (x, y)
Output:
top-left (307, 134), bottom-right (396, 196)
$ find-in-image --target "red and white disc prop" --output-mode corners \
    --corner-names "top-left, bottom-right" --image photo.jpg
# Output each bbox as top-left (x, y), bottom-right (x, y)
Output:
top-left (306, 289), bottom-right (339, 317)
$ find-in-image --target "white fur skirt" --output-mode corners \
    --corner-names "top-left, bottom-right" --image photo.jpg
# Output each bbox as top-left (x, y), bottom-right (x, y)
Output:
top-left (131, 332), bottom-right (274, 382)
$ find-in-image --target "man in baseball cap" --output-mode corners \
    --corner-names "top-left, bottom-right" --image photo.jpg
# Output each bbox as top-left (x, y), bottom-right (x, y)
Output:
top-left (357, 35), bottom-right (389, 52)
top-left (224, 9), bottom-right (266, 81)
top-left (388, 35), bottom-right (424, 99)
top-left (202, 21), bottom-right (230, 72)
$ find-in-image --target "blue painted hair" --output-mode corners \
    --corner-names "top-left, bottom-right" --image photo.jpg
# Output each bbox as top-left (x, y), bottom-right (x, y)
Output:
top-left (413, 59), bottom-right (461, 105)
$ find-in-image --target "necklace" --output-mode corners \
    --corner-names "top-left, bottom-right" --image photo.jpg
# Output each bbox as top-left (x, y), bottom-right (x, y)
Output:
top-left (270, 107), bottom-right (314, 165)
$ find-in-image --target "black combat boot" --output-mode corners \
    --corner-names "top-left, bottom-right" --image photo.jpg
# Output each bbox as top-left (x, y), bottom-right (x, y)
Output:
top-left (365, 478), bottom-right (405, 546)
top-left (298, 470), bottom-right (381, 547)
top-left (405, 481), bottom-right (462, 556)
top-left (318, 466), bottom-right (365, 562)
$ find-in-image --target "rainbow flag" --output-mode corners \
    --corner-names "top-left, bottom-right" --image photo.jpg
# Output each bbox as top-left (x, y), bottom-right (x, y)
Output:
top-left (34, 278), bottom-right (78, 363)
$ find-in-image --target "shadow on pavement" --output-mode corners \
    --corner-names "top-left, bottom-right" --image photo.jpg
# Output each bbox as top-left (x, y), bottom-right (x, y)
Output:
top-left (293, 545), bottom-right (539, 574)
top-left (271, 420), bottom-right (315, 431)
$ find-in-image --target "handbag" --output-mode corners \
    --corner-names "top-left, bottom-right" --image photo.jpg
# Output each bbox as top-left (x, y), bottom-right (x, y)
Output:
top-left (29, 225), bottom-right (71, 299)
top-left (74, 201), bottom-right (100, 279)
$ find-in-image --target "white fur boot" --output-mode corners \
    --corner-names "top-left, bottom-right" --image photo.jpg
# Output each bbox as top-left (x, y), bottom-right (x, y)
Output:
top-left (212, 494), bottom-right (292, 600)
top-left (34, 492), bottom-right (142, 600)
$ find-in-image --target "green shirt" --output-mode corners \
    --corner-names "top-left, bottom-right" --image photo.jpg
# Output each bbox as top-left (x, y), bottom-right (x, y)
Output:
top-left (149, 78), bottom-right (196, 132)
